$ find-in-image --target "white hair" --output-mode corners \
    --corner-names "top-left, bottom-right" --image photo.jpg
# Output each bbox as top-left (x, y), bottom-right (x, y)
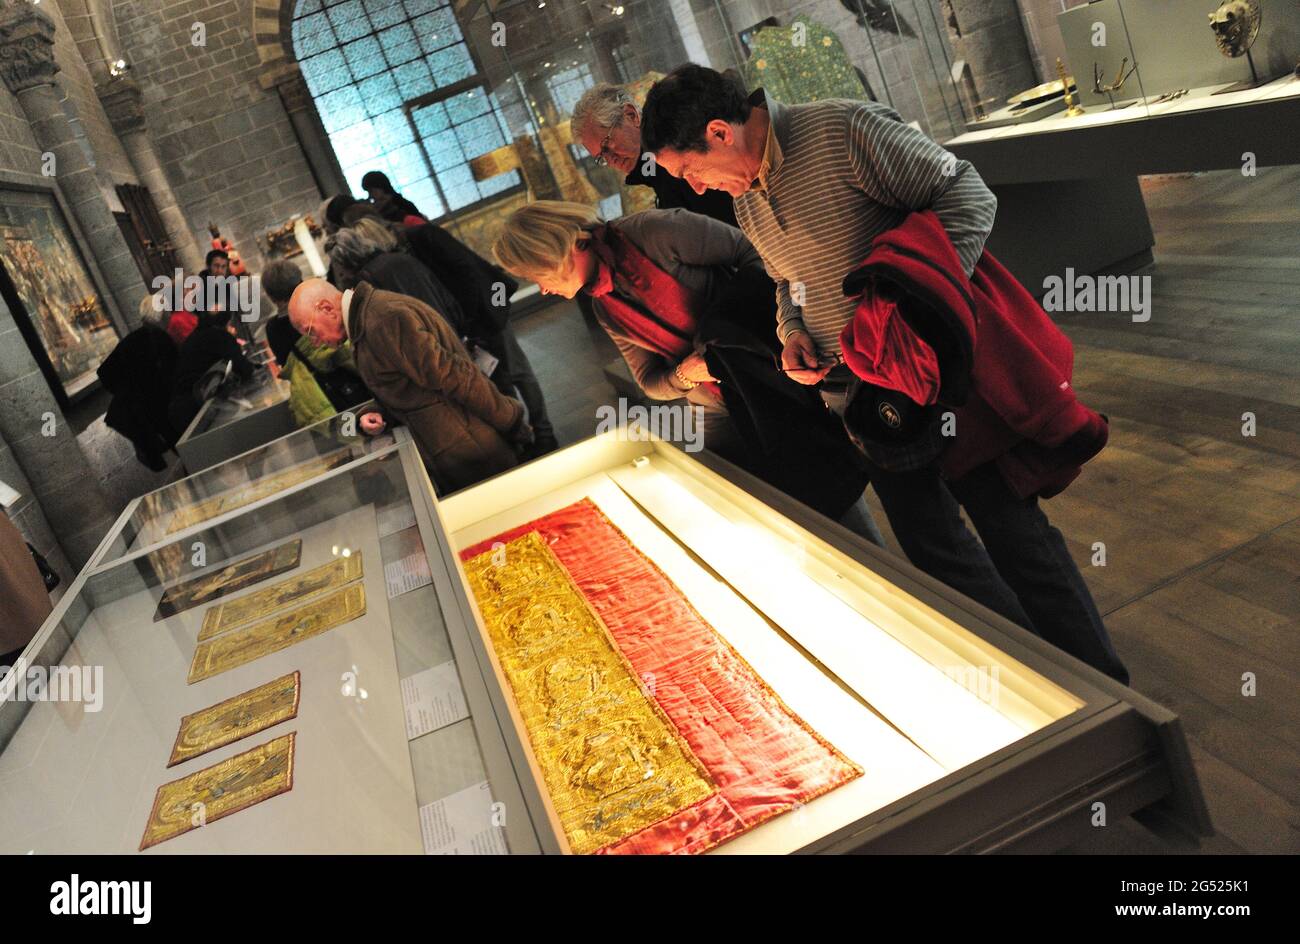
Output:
top-left (572, 83), bottom-right (634, 139)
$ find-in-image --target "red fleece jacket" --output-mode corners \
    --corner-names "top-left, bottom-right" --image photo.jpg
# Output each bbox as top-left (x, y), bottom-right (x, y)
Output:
top-left (840, 210), bottom-right (1108, 498)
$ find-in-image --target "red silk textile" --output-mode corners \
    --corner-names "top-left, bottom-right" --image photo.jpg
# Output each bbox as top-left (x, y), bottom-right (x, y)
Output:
top-left (461, 498), bottom-right (861, 854)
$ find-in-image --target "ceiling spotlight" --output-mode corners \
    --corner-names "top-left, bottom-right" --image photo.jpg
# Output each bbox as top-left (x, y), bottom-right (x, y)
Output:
top-left (603, 3), bottom-right (626, 14)
top-left (109, 58), bottom-right (130, 77)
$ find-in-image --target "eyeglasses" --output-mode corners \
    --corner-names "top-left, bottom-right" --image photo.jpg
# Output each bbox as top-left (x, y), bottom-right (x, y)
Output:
top-left (592, 126), bottom-right (618, 166)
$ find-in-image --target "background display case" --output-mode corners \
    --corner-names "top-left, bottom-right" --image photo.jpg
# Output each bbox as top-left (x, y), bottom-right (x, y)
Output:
top-left (1, 429), bottom-right (1211, 854)
top-left (174, 370), bottom-right (295, 475)
top-left (95, 406), bottom-right (395, 567)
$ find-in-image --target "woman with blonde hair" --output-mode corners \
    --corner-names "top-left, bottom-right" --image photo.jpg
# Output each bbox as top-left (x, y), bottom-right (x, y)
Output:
top-left (493, 201), bottom-right (750, 448)
top-left (493, 201), bottom-right (884, 543)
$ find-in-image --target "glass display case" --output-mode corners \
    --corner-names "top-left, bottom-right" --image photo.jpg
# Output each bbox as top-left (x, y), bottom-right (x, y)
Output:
top-left (944, 0), bottom-right (1300, 145)
top-left (0, 429), bottom-right (1211, 854)
top-left (174, 370), bottom-right (295, 475)
top-left (95, 406), bottom-right (396, 566)
top-left (0, 437), bottom-right (535, 854)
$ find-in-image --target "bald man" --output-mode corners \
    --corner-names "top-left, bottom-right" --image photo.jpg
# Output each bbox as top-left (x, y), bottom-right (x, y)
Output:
top-left (289, 278), bottom-right (532, 493)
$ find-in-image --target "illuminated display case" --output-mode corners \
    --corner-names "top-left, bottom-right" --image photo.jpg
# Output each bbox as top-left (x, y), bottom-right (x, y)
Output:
top-left (0, 430), bottom-right (1211, 854)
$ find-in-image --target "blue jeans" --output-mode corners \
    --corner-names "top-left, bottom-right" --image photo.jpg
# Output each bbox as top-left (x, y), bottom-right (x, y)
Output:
top-left (870, 460), bottom-right (1129, 684)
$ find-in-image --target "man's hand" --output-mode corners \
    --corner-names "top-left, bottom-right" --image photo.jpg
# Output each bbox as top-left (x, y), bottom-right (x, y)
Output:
top-left (359, 412), bottom-right (386, 436)
top-left (676, 351), bottom-right (717, 384)
top-left (781, 331), bottom-right (832, 385)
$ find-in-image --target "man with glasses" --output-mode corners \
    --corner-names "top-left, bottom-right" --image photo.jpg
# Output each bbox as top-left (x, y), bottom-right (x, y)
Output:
top-left (573, 83), bottom-right (738, 228)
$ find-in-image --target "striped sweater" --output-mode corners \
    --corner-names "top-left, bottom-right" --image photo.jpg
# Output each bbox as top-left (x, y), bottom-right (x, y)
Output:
top-left (734, 92), bottom-right (997, 355)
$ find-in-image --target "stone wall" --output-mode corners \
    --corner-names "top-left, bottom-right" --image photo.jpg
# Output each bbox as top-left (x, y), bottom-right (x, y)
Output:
top-left (112, 0), bottom-right (323, 273)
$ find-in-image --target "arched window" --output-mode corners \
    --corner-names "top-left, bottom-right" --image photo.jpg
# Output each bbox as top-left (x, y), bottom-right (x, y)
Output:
top-left (291, 0), bottom-right (521, 219)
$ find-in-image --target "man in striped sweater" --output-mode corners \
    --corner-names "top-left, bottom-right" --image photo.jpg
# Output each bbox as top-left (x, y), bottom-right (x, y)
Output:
top-left (641, 65), bottom-right (1127, 683)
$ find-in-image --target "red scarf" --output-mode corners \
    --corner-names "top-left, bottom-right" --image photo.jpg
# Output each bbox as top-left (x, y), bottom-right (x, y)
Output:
top-left (585, 225), bottom-right (722, 401)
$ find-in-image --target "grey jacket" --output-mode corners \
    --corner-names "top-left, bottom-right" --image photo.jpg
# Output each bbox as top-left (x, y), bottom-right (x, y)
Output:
top-left (593, 208), bottom-right (763, 405)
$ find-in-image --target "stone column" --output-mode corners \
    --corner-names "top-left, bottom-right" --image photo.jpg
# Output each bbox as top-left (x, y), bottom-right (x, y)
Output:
top-left (97, 75), bottom-right (205, 274)
top-left (0, 285), bottom-right (114, 572)
top-left (947, 0), bottom-right (1040, 107)
top-left (262, 63), bottom-right (348, 199)
top-left (0, 2), bottom-right (147, 329)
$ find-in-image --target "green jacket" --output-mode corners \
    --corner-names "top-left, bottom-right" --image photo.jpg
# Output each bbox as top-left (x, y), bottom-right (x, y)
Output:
top-left (285, 336), bottom-right (360, 428)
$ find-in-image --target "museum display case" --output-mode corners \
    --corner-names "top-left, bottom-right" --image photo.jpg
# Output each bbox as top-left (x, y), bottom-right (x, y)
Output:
top-left (95, 405), bottom-right (395, 566)
top-left (942, 0), bottom-right (1300, 142)
top-left (1, 427), bottom-right (1210, 854)
top-left (173, 369), bottom-right (296, 474)
top-left (0, 436), bottom-right (535, 854)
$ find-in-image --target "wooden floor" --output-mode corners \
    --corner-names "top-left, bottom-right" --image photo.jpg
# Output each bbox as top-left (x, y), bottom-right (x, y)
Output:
top-left (510, 165), bottom-right (1300, 854)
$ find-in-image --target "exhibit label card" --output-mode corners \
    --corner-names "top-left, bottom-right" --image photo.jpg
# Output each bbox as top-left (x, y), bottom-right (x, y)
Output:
top-left (419, 781), bottom-right (508, 855)
top-left (400, 662), bottom-right (469, 739)
top-left (384, 526), bottom-right (433, 598)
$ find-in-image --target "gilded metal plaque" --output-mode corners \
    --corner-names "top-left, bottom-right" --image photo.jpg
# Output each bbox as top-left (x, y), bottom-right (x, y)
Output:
top-left (463, 532), bottom-right (715, 854)
top-left (140, 733), bottom-right (295, 850)
top-left (188, 584), bottom-right (367, 684)
top-left (165, 449), bottom-right (355, 535)
top-left (154, 539), bottom-right (302, 621)
top-left (199, 554), bottom-right (363, 640)
top-left (168, 671), bottom-right (301, 767)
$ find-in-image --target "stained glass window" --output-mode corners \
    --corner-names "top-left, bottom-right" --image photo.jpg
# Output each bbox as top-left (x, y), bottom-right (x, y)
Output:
top-left (292, 0), bottom-right (521, 217)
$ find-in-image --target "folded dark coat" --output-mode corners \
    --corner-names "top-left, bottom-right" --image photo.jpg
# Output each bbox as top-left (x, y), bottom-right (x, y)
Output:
top-left (840, 210), bottom-right (1108, 498)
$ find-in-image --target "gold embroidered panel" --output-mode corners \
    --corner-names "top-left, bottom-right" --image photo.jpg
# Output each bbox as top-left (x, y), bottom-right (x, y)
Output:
top-left (168, 672), bottom-right (301, 767)
top-left (154, 540), bottom-right (302, 621)
top-left (188, 584), bottom-right (366, 684)
top-left (463, 531), bottom-right (715, 854)
top-left (140, 733), bottom-right (295, 850)
top-left (199, 554), bottom-right (363, 640)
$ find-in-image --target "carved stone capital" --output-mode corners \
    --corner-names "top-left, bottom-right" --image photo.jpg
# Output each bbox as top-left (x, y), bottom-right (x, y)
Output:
top-left (97, 75), bottom-right (146, 135)
top-left (0, 3), bottom-right (59, 95)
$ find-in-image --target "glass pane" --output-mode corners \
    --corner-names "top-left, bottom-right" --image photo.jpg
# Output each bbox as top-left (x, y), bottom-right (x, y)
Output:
top-left (421, 127), bottom-right (464, 166)
top-left (454, 114), bottom-right (504, 153)
top-left (387, 143), bottom-right (427, 186)
top-left (315, 84), bottom-right (366, 133)
top-left (403, 178), bottom-right (445, 218)
top-left (412, 101), bottom-right (448, 137)
top-left (291, 11), bottom-right (335, 59)
top-left (413, 9), bottom-right (459, 53)
top-left (371, 108), bottom-right (414, 150)
top-left (327, 0), bottom-right (369, 45)
top-left (402, 0), bottom-right (440, 18)
top-left (392, 60), bottom-right (435, 99)
top-left (356, 71), bottom-right (400, 117)
top-left (333, 120), bottom-right (383, 163)
top-left (443, 88), bottom-right (490, 124)
top-left (377, 22), bottom-right (420, 67)
top-left (299, 48), bottom-right (350, 96)
top-left (363, 0), bottom-right (405, 32)
top-left (0, 441), bottom-right (523, 854)
top-left (342, 36), bottom-right (386, 80)
top-left (427, 44), bottom-right (473, 87)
